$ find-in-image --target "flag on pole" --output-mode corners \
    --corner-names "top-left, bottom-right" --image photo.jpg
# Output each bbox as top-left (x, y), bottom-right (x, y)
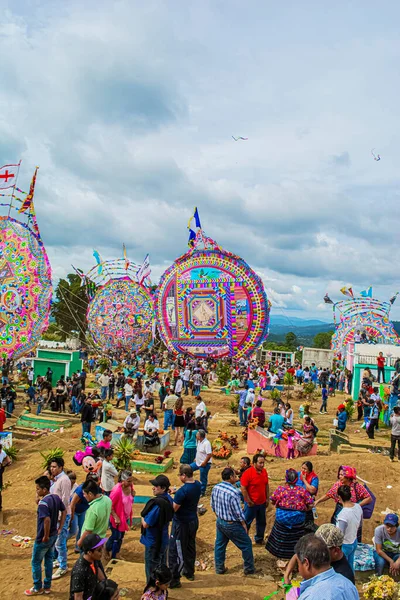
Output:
top-left (340, 286), bottom-right (354, 298)
top-left (93, 249), bottom-right (103, 275)
top-left (137, 254), bottom-right (151, 284)
top-left (0, 163), bottom-right (19, 190)
top-left (123, 244), bottom-right (129, 270)
top-left (390, 292), bottom-right (399, 305)
top-left (323, 293), bottom-right (334, 304)
top-left (360, 286), bottom-right (372, 298)
top-left (188, 207), bottom-right (202, 247)
top-left (18, 167), bottom-right (38, 213)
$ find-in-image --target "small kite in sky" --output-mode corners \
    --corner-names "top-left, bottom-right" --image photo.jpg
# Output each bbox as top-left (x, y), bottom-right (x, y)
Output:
top-left (371, 148), bottom-right (381, 161)
top-left (232, 136), bottom-right (248, 141)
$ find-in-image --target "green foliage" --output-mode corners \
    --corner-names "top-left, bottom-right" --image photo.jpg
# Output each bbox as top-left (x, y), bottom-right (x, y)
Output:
top-left (283, 372), bottom-right (294, 386)
top-left (146, 363), bottom-right (155, 377)
top-left (41, 323), bottom-right (63, 342)
top-left (344, 398), bottom-right (355, 419)
top-left (51, 273), bottom-right (91, 341)
top-left (113, 437), bottom-right (135, 471)
top-left (313, 330), bottom-right (334, 349)
top-left (4, 445), bottom-right (18, 460)
top-left (270, 388), bottom-right (281, 405)
top-left (40, 447), bottom-right (65, 470)
top-left (263, 341), bottom-right (294, 352)
top-left (303, 382), bottom-right (316, 396)
top-left (216, 360), bottom-right (231, 386)
top-left (97, 357), bottom-right (110, 373)
top-left (285, 332), bottom-right (298, 349)
top-left (230, 394), bottom-right (239, 414)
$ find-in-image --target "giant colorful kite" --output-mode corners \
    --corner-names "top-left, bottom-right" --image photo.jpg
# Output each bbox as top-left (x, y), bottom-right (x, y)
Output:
top-left (85, 252), bottom-right (154, 354)
top-left (0, 165), bottom-right (52, 360)
top-left (155, 218), bottom-right (270, 359)
top-left (330, 291), bottom-right (400, 356)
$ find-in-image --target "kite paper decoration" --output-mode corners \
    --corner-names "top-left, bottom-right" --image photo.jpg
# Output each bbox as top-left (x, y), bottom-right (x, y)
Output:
top-left (232, 136), bottom-right (248, 141)
top-left (85, 251), bottom-right (154, 354)
top-left (330, 295), bottom-right (400, 356)
top-left (0, 163), bottom-right (19, 190)
top-left (155, 218), bottom-right (270, 359)
top-left (0, 166), bottom-right (52, 360)
top-left (323, 293), bottom-right (334, 304)
top-left (340, 286), bottom-right (354, 298)
top-left (360, 287), bottom-right (372, 298)
top-left (371, 148), bottom-right (381, 161)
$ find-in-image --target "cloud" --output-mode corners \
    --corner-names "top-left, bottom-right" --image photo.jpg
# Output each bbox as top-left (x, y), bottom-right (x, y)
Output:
top-left (1, 1), bottom-right (400, 322)
top-left (331, 152), bottom-right (351, 167)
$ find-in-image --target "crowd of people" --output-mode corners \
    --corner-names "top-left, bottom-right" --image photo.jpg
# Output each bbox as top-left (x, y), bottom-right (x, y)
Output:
top-left (1, 347), bottom-right (399, 600)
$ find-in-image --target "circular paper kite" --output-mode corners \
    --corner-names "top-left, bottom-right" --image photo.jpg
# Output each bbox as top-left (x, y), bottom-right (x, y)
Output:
top-left (155, 229), bottom-right (269, 359)
top-left (331, 297), bottom-right (400, 356)
top-left (0, 216), bottom-right (52, 360)
top-left (86, 258), bottom-right (154, 354)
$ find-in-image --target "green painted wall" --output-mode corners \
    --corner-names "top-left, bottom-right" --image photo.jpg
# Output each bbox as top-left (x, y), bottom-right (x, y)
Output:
top-left (33, 359), bottom-right (67, 382)
top-left (351, 364), bottom-right (394, 400)
top-left (37, 349), bottom-right (72, 361)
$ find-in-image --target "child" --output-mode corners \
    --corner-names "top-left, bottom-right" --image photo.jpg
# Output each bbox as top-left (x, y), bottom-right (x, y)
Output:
top-left (320, 386), bottom-right (328, 414)
top-left (100, 448), bottom-right (118, 496)
top-left (36, 393), bottom-right (45, 416)
top-left (98, 429), bottom-right (113, 450)
top-left (328, 374), bottom-right (336, 397)
top-left (141, 565), bottom-right (172, 600)
top-left (286, 430), bottom-right (295, 460)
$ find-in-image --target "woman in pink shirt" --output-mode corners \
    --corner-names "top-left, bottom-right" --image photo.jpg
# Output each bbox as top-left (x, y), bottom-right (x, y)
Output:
top-left (106, 470), bottom-right (135, 558)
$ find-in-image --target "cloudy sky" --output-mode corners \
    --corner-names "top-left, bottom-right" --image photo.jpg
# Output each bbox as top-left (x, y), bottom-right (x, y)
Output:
top-left (1, 0), bottom-right (400, 323)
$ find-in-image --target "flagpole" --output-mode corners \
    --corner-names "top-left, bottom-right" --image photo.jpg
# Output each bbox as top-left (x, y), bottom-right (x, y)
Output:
top-left (7, 160), bottom-right (22, 219)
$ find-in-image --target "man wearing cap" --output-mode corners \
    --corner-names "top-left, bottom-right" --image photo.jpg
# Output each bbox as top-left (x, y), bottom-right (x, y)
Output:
top-left (123, 409), bottom-right (140, 441)
top-left (284, 524), bottom-right (355, 585)
top-left (294, 534), bottom-right (359, 599)
top-left (374, 514), bottom-right (400, 576)
top-left (69, 533), bottom-right (106, 600)
top-left (140, 474), bottom-right (174, 582)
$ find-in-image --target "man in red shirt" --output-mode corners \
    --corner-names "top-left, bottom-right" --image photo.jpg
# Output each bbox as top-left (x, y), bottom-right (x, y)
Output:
top-left (377, 352), bottom-right (386, 383)
top-left (240, 454), bottom-right (269, 544)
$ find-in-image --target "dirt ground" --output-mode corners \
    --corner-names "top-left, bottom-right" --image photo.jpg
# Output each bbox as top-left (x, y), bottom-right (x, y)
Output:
top-left (1, 384), bottom-right (399, 599)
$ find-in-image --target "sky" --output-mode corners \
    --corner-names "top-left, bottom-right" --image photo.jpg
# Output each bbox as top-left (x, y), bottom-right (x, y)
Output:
top-left (1, 0), bottom-right (400, 324)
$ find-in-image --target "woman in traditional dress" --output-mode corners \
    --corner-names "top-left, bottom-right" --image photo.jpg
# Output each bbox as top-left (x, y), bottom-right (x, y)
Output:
top-left (295, 416), bottom-right (316, 456)
top-left (314, 465), bottom-right (372, 541)
top-left (297, 461), bottom-right (319, 528)
top-left (265, 469), bottom-right (314, 561)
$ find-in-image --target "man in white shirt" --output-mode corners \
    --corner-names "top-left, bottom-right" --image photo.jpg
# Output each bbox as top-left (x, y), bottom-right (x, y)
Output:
top-left (190, 430), bottom-right (212, 496)
top-left (174, 377), bottom-right (183, 395)
top-left (98, 372), bottom-right (110, 401)
top-left (50, 457), bottom-right (71, 579)
top-left (143, 414), bottom-right (160, 447)
top-left (123, 410), bottom-right (140, 441)
top-left (195, 397), bottom-right (206, 420)
top-left (123, 380), bottom-right (133, 412)
top-left (182, 368), bottom-right (191, 395)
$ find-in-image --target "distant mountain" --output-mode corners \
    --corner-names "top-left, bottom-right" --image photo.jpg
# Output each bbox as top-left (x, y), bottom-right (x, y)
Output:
top-left (267, 317), bottom-right (400, 345)
top-left (269, 316), bottom-right (330, 327)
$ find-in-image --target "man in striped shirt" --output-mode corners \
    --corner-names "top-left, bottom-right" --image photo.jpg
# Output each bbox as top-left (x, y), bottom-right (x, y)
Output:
top-left (211, 467), bottom-right (255, 575)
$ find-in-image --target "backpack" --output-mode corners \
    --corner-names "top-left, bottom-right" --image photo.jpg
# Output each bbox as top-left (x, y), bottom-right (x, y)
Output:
top-left (355, 482), bottom-right (376, 519)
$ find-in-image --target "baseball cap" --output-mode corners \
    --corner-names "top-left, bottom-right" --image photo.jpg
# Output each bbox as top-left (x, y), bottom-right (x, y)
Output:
top-left (149, 474), bottom-right (170, 489)
top-left (384, 514), bottom-right (399, 527)
top-left (81, 533), bottom-right (107, 553)
top-left (316, 524), bottom-right (344, 548)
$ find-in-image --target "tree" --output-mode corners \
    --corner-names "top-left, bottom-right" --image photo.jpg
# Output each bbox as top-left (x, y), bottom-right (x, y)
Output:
top-left (313, 330), bottom-right (334, 349)
top-left (51, 274), bottom-right (90, 341)
top-left (285, 331), bottom-right (298, 349)
top-left (41, 323), bottom-right (63, 342)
